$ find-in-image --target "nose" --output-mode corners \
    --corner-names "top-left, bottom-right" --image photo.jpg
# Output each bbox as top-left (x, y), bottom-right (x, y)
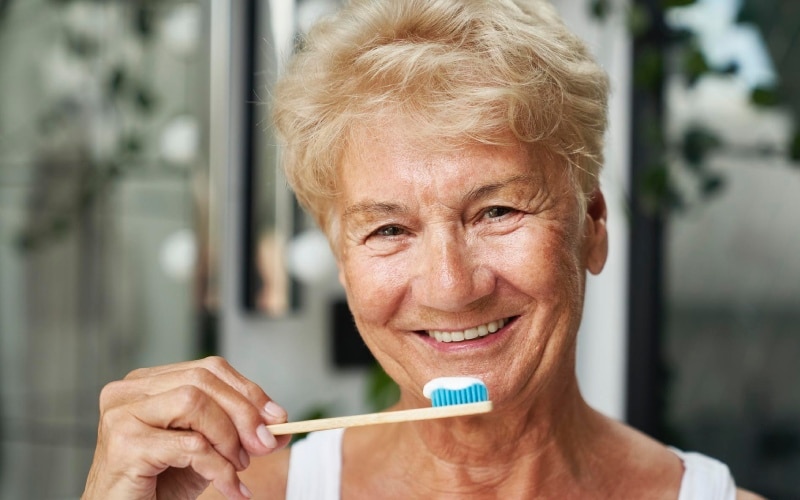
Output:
top-left (412, 229), bottom-right (495, 312)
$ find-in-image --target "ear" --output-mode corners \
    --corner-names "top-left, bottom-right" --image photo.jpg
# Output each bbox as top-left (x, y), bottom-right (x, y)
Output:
top-left (583, 188), bottom-right (608, 275)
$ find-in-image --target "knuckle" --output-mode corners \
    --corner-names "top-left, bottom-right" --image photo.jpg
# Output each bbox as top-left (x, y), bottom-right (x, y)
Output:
top-left (217, 460), bottom-right (237, 480)
top-left (180, 432), bottom-right (210, 454)
top-left (103, 424), bottom-right (129, 450)
top-left (98, 380), bottom-right (124, 410)
top-left (98, 406), bottom-right (119, 432)
top-left (186, 367), bottom-right (214, 387)
top-left (123, 366), bottom-right (148, 380)
top-left (99, 403), bottom-right (131, 429)
top-left (174, 385), bottom-right (207, 414)
top-left (99, 407), bottom-right (138, 450)
top-left (240, 380), bottom-right (266, 403)
top-left (202, 355), bottom-right (229, 372)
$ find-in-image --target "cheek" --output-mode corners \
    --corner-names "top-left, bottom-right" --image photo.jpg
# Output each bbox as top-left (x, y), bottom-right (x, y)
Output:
top-left (341, 256), bottom-right (407, 326)
top-left (493, 226), bottom-right (582, 298)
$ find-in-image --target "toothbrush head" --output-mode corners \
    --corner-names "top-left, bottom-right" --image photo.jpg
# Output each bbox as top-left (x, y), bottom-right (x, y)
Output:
top-left (423, 377), bottom-right (489, 407)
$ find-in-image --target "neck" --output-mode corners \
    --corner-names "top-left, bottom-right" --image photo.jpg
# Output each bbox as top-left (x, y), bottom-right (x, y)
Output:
top-left (374, 375), bottom-right (610, 497)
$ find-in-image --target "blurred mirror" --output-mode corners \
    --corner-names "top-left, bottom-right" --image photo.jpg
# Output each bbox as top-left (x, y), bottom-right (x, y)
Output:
top-left (244, 0), bottom-right (341, 315)
top-left (0, 0), bottom-right (215, 496)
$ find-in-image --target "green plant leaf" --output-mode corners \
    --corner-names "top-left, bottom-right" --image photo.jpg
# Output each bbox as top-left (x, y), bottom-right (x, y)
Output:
top-left (291, 404), bottom-right (333, 442)
top-left (366, 363), bottom-right (400, 412)
top-left (14, 232), bottom-right (36, 252)
top-left (134, 87), bottom-right (156, 113)
top-left (682, 125), bottom-right (722, 168)
top-left (700, 174), bottom-right (725, 198)
top-left (627, 4), bottom-right (652, 39)
top-left (640, 163), bottom-right (685, 214)
top-left (735, 1), bottom-right (758, 24)
top-left (108, 67), bottom-right (127, 97)
top-left (662, 0), bottom-right (698, 8)
top-left (50, 216), bottom-right (70, 235)
top-left (589, 0), bottom-right (611, 21)
top-left (122, 134), bottom-right (143, 154)
top-left (134, 4), bottom-right (155, 38)
top-left (790, 132), bottom-right (800, 163)
top-left (750, 85), bottom-right (781, 108)
top-left (683, 45), bottom-right (710, 86)
top-left (633, 45), bottom-right (664, 90)
top-left (65, 32), bottom-right (99, 58)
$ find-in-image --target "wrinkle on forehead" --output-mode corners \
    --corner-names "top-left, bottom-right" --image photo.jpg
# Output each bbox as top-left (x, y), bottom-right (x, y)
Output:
top-left (342, 112), bottom-right (526, 164)
top-left (342, 121), bottom-right (537, 183)
top-left (334, 119), bottom-right (580, 230)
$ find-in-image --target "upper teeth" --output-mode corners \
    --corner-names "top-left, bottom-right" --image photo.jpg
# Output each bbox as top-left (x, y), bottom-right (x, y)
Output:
top-left (427, 318), bottom-right (508, 343)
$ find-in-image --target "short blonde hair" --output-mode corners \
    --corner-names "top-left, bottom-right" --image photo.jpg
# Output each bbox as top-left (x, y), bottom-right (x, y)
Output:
top-left (272, 0), bottom-right (609, 234)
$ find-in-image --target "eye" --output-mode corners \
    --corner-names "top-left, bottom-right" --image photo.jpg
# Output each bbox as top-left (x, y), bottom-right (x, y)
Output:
top-left (484, 206), bottom-right (514, 219)
top-left (373, 225), bottom-right (406, 237)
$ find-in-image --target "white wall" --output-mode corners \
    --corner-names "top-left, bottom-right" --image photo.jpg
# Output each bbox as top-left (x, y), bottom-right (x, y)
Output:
top-left (553, 0), bottom-right (632, 421)
top-left (218, 0), bottom-right (632, 421)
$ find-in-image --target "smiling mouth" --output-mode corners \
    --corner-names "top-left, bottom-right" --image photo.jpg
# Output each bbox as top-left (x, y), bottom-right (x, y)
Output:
top-left (426, 317), bottom-right (512, 343)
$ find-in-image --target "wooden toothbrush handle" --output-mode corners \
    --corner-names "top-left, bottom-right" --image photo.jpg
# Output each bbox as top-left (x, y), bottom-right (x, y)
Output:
top-left (266, 401), bottom-right (493, 435)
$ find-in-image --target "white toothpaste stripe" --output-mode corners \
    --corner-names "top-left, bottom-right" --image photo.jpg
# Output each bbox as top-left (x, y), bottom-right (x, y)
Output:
top-left (422, 377), bottom-right (486, 399)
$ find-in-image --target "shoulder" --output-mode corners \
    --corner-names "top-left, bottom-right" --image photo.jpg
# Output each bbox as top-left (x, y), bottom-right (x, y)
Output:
top-left (670, 446), bottom-right (765, 499)
top-left (242, 447), bottom-right (292, 498)
top-left (199, 447), bottom-right (291, 499)
top-left (737, 487), bottom-right (766, 500)
top-left (586, 415), bottom-right (684, 498)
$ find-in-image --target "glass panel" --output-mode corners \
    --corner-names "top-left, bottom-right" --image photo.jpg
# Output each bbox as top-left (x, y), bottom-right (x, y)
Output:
top-left (663, 1), bottom-right (800, 497)
top-left (0, 1), bottom-right (213, 497)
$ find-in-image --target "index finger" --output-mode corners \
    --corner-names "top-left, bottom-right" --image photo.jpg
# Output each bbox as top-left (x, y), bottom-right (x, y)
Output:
top-left (125, 356), bottom-right (288, 423)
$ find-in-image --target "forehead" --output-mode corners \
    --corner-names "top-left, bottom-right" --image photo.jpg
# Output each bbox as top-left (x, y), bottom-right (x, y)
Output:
top-left (338, 123), bottom-right (539, 192)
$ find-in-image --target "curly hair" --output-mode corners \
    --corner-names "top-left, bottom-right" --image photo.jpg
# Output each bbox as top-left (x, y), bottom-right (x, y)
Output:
top-left (272, 0), bottom-right (609, 234)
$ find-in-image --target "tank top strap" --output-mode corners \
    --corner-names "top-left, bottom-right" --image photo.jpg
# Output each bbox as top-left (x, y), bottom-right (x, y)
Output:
top-left (670, 447), bottom-right (737, 500)
top-left (285, 428), bottom-right (344, 500)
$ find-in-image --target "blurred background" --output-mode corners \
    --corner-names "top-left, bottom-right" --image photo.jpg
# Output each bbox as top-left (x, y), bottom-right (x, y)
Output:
top-left (0, 0), bottom-right (797, 498)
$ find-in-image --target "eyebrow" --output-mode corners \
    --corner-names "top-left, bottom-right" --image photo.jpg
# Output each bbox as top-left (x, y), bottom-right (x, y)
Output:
top-left (462, 174), bottom-right (537, 203)
top-left (461, 174), bottom-right (536, 204)
top-left (341, 173), bottom-right (539, 221)
top-left (342, 201), bottom-right (408, 220)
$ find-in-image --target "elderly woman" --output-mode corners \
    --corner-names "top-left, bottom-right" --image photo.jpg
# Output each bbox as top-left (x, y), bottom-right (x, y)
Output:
top-left (83, 0), bottom-right (761, 498)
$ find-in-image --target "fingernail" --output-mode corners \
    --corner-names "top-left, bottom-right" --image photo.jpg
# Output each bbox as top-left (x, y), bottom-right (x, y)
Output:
top-left (263, 401), bottom-right (287, 421)
top-left (240, 481), bottom-right (253, 499)
top-left (239, 448), bottom-right (250, 469)
top-left (256, 423), bottom-right (277, 449)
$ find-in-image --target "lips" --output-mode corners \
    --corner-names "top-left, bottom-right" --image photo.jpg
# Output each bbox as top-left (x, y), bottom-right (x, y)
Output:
top-left (426, 317), bottom-right (509, 343)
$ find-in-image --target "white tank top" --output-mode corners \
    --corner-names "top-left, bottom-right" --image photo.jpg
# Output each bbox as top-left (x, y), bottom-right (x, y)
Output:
top-left (671, 448), bottom-right (737, 500)
top-left (286, 429), bottom-right (737, 499)
top-left (285, 429), bottom-right (344, 500)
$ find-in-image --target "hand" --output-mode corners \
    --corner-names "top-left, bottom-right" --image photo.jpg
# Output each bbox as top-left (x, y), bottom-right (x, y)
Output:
top-left (82, 356), bottom-right (290, 499)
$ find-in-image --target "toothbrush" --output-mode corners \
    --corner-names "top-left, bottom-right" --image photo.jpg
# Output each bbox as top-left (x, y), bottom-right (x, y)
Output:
top-left (266, 377), bottom-right (492, 436)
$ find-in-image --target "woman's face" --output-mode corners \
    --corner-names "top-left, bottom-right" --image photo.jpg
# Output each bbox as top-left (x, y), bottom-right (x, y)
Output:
top-left (333, 126), bottom-right (607, 408)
